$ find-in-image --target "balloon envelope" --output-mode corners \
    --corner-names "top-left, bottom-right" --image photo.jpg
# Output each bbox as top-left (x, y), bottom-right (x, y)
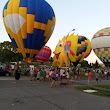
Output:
top-left (35, 46), bottom-right (51, 63)
top-left (3, 0), bottom-right (56, 63)
top-left (67, 34), bottom-right (92, 66)
top-left (91, 27), bottom-right (110, 67)
top-left (52, 38), bottom-right (70, 67)
top-left (52, 33), bottom-right (92, 67)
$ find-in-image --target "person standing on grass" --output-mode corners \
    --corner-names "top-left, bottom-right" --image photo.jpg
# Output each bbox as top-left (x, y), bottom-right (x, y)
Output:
top-left (87, 70), bottom-right (93, 85)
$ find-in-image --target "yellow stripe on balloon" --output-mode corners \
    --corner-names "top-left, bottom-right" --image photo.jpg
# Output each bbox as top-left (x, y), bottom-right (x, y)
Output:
top-left (15, 5), bottom-right (26, 59)
top-left (52, 17), bottom-right (56, 26)
top-left (40, 23), bottom-right (47, 30)
top-left (44, 20), bottom-right (53, 43)
top-left (3, 10), bottom-right (7, 17)
top-left (17, 32), bottom-right (26, 57)
top-left (7, 0), bottom-right (20, 14)
top-left (44, 20), bottom-right (52, 36)
top-left (12, 0), bottom-right (20, 13)
top-left (5, 0), bottom-right (15, 40)
top-left (27, 14), bottom-right (35, 34)
top-left (34, 22), bottom-right (47, 30)
top-left (19, 7), bottom-right (27, 18)
top-left (3, 21), bottom-right (15, 38)
top-left (19, 7), bottom-right (27, 39)
top-left (24, 49), bottom-right (39, 55)
top-left (17, 47), bottom-right (26, 58)
top-left (6, 0), bottom-right (14, 14)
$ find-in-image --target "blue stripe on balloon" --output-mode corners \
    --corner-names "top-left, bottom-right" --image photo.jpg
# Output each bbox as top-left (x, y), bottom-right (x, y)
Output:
top-left (46, 1), bottom-right (55, 18)
top-left (19, 0), bottom-right (27, 7)
top-left (47, 3), bottom-right (54, 20)
top-left (42, 2), bottom-right (48, 24)
top-left (23, 29), bottom-right (45, 50)
top-left (42, 1), bottom-right (55, 23)
top-left (34, 0), bottom-right (55, 24)
top-left (32, 29), bottom-right (46, 50)
top-left (27, 0), bottom-right (35, 14)
top-left (34, 0), bottom-right (43, 23)
top-left (11, 39), bottom-right (18, 48)
top-left (23, 34), bottom-right (32, 49)
top-left (19, 0), bottom-right (55, 24)
top-left (8, 34), bottom-right (18, 48)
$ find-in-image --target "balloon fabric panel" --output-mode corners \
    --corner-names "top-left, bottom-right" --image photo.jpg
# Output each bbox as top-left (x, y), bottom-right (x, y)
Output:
top-left (93, 48), bottom-right (110, 67)
top-left (76, 36), bottom-right (87, 56)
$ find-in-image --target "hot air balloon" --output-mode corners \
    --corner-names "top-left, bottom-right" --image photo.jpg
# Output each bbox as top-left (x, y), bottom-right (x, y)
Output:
top-left (35, 46), bottom-right (51, 63)
top-left (52, 33), bottom-right (92, 67)
top-left (91, 27), bottom-right (110, 67)
top-left (52, 36), bottom-right (71, 67)
top-left (3, 0), bottom-right (56, 63)
top-left (67, 33), bottom-right (92, 66)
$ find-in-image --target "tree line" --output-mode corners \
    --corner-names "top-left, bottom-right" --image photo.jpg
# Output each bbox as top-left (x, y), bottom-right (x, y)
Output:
top-left (0, 41), bottom-right (23, 63)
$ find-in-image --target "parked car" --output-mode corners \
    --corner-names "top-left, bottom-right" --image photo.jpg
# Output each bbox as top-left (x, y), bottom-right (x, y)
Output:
top-left (0, 68), bottom-right (11, 76)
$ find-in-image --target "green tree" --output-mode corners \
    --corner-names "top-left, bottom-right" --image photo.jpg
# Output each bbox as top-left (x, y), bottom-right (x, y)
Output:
top-left (92, 60), bottom-right (99, 68)
top-left (0, 41), bottom-right (23, 63)
top-left (80, 60), bottom-right (89, 67)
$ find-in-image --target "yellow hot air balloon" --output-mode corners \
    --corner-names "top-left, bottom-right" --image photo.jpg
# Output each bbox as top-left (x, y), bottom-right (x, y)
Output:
top-left (52, 33), bottom-right (92, 67)
top-left (67, 33), bottom-right (92, 66)
top-left (3, 0), bottom-right (56, 63)
top-left (52, 38), bottom-right (70, 67)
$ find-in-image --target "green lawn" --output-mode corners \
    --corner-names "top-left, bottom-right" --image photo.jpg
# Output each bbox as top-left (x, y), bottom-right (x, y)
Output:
top-left (75, 86), bottom-right (110, 97)
top-left (95, 85), bottom-right (110, 89)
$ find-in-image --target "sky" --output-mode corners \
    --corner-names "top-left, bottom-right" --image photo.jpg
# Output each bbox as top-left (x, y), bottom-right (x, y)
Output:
top-left (1, 0), bottom-right (110, 64)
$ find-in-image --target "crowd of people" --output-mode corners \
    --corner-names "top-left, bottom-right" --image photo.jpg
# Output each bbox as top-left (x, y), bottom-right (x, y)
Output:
top-left (23, 65), bottom-right (110, 87)
top-left (0, 63), bottom-right (110, 87)
top-left (26, 66), bottom-right (70, 88)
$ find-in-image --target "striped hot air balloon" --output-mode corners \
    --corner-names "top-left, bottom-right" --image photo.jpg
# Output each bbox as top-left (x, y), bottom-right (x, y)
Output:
top-left (35, 46), bottom-right (51, 63)
top-left (3, 0), bottom-right (56, 63)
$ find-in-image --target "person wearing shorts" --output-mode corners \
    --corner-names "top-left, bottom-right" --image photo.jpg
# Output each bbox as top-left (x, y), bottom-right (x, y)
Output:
top-left (87, 70), bottom-right (93, 85)
top-left (51, 69), bottom-right (57, 88)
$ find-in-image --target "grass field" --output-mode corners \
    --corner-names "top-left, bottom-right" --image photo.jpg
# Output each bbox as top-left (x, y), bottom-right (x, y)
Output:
top-left (75, 85), bottom-right (110, 97)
